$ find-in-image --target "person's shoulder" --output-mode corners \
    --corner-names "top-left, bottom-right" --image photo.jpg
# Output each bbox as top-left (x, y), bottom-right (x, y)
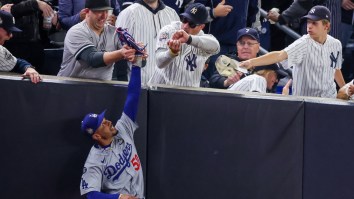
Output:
top-left (326, 35), bottom-right (342, 46)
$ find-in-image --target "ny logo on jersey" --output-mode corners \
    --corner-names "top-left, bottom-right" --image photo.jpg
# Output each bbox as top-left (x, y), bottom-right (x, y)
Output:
top-left (185, 54), bottom-right (197, 71)
top-left (330, 51), bottom-right (339, 68)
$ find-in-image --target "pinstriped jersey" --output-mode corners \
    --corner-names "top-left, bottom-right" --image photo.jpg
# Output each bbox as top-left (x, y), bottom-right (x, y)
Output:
top-left (284, 34), bottom-right (342, 98)
top-left (0, 45), bottom-right (17, 71)
top-left (116, 2), bottom-right (180, 84)
top-left (148, 21), bottom-right (220, 87)
top-left (228, 74), bottom-right (267, 93)
top-left (58, 21), bottom-right (120, 80)
top-left (80, 113), bottom-right (144, 198)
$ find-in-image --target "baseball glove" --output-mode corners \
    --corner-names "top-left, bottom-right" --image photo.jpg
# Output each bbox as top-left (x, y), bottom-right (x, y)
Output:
top-left (215, 55), bottom-right (248, 77)
top-left (116, 27), bottom-right (147, 56)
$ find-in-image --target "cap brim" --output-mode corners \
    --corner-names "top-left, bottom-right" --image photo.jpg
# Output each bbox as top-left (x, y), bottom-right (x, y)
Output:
top-left (96, 110), bottom-right (106, 129)
top-left (7, 26), bottom-right (22, 33)
top-left (90, 7), bottom-right (113, 11)
top-left (301, 15), bottom-right (322, 21)
top-left (237, 34), bottom-right (258, 42)
top-left (180, 13), bottom-right (199, 24)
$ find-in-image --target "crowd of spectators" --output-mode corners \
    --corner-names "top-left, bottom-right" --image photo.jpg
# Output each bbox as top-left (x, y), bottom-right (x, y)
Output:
top-left (0, 0), bottom-right (353, 100)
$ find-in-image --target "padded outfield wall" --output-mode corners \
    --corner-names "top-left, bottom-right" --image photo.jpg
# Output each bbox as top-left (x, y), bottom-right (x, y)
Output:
top-left (0, 73), bottom-right (353, 199)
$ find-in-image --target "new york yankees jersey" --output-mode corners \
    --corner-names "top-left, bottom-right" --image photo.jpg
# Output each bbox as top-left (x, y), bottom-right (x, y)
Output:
top-left (116, 0), bottom-right (180, 84)
top-left (284, 34), bottom-right (342, 98)
top-left (0, 45), bottom-right (17, 71)
top-left (228, 74), bottom-right (267, 93)
top-left (57, 21), bottom-right (120, 80)
top-left (148, 21), bottom-right (220, 87)
top-left (80, 113), bottom-right (144, 198)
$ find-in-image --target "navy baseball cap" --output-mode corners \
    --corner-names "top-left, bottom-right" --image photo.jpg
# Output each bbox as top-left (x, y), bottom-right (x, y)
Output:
top-left (180, 3), bottom-right (208, 25)
top-left (81, 110), bottom-right (106, 136)
top-left (0, 10), bottom-right (22, 33)
top-left (237, 28), bottom-right (260, 42)
top-left (254, 63), bottom-right (288, 79)
top-left (85, 0), bottom-right (113, 11)
top-left (302, 5), bottom-right (331, 22)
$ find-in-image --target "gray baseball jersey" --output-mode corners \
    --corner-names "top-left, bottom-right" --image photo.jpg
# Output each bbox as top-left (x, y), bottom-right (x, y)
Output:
top-left (148, 21), bottom-right (220, 87)
top-left (57, 21), bottom-right (120, 80)
top-left (116, 2), bottom-right (180, 84)
top-left (80, 113), bottom-right (144, 198)
top-left (228, 74), bottom-right (267, 93)
top-left (0, 45), bottom-right (17, 71)
top-left (284, 34), bottom-right (342, 98)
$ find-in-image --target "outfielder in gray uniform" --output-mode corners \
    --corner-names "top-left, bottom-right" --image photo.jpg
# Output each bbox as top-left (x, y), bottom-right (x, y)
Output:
top-left (57, 0), bottom-right (136, 81)
top-left (148, 3), bottom-right (220, 87)
top-left (80, 55), bottom-right (146, 199)
top-left (241, 5), bottom-right (345, 98)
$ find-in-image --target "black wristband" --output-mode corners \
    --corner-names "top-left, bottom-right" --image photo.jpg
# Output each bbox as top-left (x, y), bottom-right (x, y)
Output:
top-left (186, 36), bottom-right (192, 44)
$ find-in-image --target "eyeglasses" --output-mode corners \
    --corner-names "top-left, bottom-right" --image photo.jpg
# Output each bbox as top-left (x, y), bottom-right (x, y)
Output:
top-left (181, 17), bottom-right (199, 28)
top-left (237, 41), bottom-right (259, 47)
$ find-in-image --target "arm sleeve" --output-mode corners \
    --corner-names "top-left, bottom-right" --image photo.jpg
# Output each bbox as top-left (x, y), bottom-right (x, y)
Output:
top-left (10, 0), bottom-right (40, 17)
top-left (58, 0), bottom-right (81, 31)
top-left (77, 47), bottom-right (105, 68)
top-left (209, 69), bottom-right (228, 89)
top-left (86, 191), bottom-right (119, 199)
top-left (123, 66), bottom-right (141, 122)
top-left (11, 58), bottom-right (32, 73)
top-left (189, 34), bottom-right (220, 55)
top-left (279, 0), bottom-right (313, 25)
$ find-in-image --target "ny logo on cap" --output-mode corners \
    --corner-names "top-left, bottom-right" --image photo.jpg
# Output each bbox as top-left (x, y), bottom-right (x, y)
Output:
top-left (310, 9), bottom-right (315, 14)
top-left (190, 7), bottom-right (197, 14)
top-left (245, 28), bottom-right (250, 32)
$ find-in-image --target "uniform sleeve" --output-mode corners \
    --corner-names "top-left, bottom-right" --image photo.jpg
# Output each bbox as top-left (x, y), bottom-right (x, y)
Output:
top-left (0, 46), bottom-right (17, 72)
top-left (115, 113), bottom-right (138, 140)
top-left (155, 24), bottom-right (177, 69)
top-left (189, 34), bottom-right (220, 55)
top-left (58, 0), bottom-right (81, 31)
top-left (80, 154), bottom-right (104, 195)
top-left (65, 26), bottom-right (95, 60)
top-left (283, 36), bottom-right (308, 69)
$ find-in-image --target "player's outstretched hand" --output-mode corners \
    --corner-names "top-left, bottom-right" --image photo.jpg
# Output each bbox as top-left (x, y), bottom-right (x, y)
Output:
top-left (22, 67), bottom-right (41, 84)
top-left (282, 79), bottom-right (292, 95)
top-left (118, 193), bottom-right (138, 199)
top-left (120, 45), bottom-right (137, 62)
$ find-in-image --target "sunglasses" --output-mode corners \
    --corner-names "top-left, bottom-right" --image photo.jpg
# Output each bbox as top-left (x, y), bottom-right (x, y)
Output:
top-left (181, 17), bottom-right (199, 28)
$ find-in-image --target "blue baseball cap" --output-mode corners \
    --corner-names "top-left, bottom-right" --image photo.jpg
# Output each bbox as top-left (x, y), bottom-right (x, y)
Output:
top-left (81, 110), bottom-right (106, 136)
top-left (180, 3), bottom-right (208, 25)
top-left (0, 10), bottom-right (22, 33)
top-left (237, 28), bottom-right (260, 42)
top-left (302, 5), bottom-right (331, 22)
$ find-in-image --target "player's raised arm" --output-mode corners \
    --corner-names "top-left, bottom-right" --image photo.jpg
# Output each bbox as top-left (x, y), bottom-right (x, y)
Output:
top-left (240, 50), bottom-right (288, 70)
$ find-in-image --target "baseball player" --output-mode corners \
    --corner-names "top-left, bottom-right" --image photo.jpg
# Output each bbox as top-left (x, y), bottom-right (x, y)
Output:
top-left (116, 0), bottom-right (180, 84)
top-left (148, 3), bottom-right (220, 87)
top-left (57, 0), bottom-right (137, 81)
top-left (80, 54), bottom-right (146, 199)
top-left (240, 5), bottom-right (345, 98)
top-left (0, 10), bottom-right (41, 83)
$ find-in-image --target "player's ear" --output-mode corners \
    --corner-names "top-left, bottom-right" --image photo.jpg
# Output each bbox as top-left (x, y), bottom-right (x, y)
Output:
top-left (92, 133), bottom-right (101, 141)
